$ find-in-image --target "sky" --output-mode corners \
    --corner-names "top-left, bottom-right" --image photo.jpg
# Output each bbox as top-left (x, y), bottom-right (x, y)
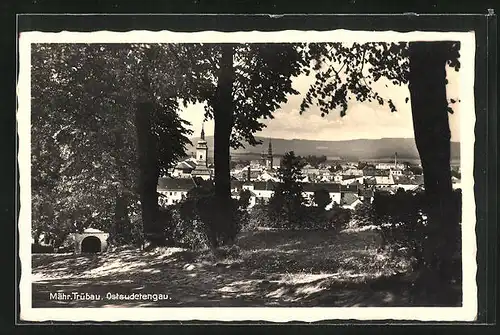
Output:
top-left (179, 64), bottom-right (461, 143)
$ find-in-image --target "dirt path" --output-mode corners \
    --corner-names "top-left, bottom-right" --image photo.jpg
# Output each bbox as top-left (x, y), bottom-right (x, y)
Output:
top-left (31, 229), bottom-right (422, 307)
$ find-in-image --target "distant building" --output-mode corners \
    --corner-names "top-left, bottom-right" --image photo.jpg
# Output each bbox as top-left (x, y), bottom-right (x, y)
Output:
top-left (376, 162), bottom-right (406, 170)
top-left (243, 180), bottom-right (276, 203)
top-left (238, 180), bottom-right (364, 210)
top-left (257, 171), bottom-right (279, 182)
top-left (341, 175), bottom-right (364, 185)
top-left (358, 188), bottom-right (375, 203)
top-left (363, 167), bottom-right (394, 186)
top-left (191, 124), bottom-right (212, 180)
top-left (302, 182), bottom-right (343, 207)
top-left (302, 167), bottom-right (320, 176)
top-left (232, 165), bottom-right (263, 182)
top-left (318, 172), bottom-right (335, 182)
top-left (171, 159), bottom-right (197, 178)
top-left (390, 169), bottom-right (403, 176)
top-left (259, 138), bottom-right (275, 171)
top-left (343, 168), bottom-right (363, 176)
top-left (157, 177), bottom-right (197, 206)
top-left (341, 192), bottom-right (363, 210)
top-left (375, 152), bottom-right (407, 170)
top-left (393, 175), bottom-right (425, 191)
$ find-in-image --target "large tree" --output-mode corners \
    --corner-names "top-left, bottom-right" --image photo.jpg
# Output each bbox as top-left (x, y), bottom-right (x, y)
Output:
top-left (175, 43), bottom-right (308, 240)
top-left (299, 41), bottom-right (460, 197)
top-left (299, 41), bottom-right (462, 301)
top-left (31, 44), bottom-right (138, 246)
top-left (31, 44), bottom-right (198, 246)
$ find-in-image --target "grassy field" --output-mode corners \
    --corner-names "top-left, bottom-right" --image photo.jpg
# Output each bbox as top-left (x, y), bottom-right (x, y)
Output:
top-left (31, 228), bottom-right (451, 308)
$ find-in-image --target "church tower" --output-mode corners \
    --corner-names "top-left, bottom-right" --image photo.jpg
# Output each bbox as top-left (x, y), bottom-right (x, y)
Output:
top-left (192, 123), bottom-right (212, 180)
top-left (196, 123), bottom-right (208, 167)
top-left (266, 138), bottom-right (273, 171)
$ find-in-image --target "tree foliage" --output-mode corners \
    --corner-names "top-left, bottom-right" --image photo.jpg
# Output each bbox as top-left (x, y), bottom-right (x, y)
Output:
top-left (185, 43), bottom-right (309, 148)
top-left (31, 43), bottom-right (197, 246)
top-left (299, 42), bottom-right (461, 117)
top-left (268, 151), bottom-right (307, 228)
top-left (296, 41), bottom-right (463, 298)
top-left (313, 188), bottom-right (331, 210)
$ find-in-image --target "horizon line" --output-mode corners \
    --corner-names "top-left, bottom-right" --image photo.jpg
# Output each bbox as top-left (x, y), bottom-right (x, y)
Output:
top-left (189, 135), bottom-right (461, 143)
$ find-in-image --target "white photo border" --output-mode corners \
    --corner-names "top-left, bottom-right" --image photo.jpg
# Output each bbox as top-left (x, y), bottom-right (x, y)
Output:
top-left (17, 29), bottom-right (477, 322)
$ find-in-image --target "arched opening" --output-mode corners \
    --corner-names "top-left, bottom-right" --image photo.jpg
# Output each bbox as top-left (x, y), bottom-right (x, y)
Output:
top-left (81, 236), bottom-right (101, 253)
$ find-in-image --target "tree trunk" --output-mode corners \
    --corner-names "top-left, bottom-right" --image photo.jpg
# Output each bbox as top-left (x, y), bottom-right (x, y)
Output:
top-left (409, 42), bottom-right (453, 198)
top-left (134, 101), bottom-right (162, 245)
top-left (113, 194), bottom-right (130, 242)
top-left (211, 44), bottom-right (236, 246)
top-left (112, 130), bottom-right (131, 244)
top-left (408, 41), bottom-right (460, 305)
top-left (213, 44), bottom-right (235, 200)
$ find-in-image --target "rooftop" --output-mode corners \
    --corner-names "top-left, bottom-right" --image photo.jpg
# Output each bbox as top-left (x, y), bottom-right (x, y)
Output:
top-left (158, 177), bottom-right (197, 191)
top-left (174, 160), bottom-right (197, 170)
top-left (363, 168), bottom-right (391, 177)
top-left (253, 181), bottom-right (277, 191)
top-left (83, 228), bottom-right (106, 233)
top-left (341, 193), bottom-right (360, 206)
top-left (302, 183), bottom-right (342, 193)
top-left (393, 175), bottom-right (425, 185)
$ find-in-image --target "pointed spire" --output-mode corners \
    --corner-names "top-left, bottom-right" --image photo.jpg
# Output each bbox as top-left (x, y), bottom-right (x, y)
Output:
top-left (200, 122), bottom-right (205, 140)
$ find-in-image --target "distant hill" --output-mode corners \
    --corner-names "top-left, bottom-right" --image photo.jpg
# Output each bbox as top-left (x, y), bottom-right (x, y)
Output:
top-left (186, 136), bottom-right (460, 161)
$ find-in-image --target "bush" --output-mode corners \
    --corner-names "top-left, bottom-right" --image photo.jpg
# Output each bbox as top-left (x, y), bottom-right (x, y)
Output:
top-left (301, 205), bottom-right (351, 231)
top-left (163, 206), bottom-right (211, 250)
top-left (351, 201), bottom-right (377, 228)
top-left (32, 243), bottom-right (55, 254)
top-left (372, 188), bottom-right (462, 278)
top-left (257, 202), bottom-right (351, 231)
top-left (326, 206), bottom-right (352, 230)
top-left (109, 213), bottom-right (144, 247)
top-left (163, 185), bottom-right (248, 249)
top-left (242, 204), bottom-right (274, 231)
top-left (57, 234), bottom-right (76, 253)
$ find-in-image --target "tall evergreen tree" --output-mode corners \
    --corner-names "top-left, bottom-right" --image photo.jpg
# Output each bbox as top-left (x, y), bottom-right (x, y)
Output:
top-left (269, 151), bottom-right (307, 228)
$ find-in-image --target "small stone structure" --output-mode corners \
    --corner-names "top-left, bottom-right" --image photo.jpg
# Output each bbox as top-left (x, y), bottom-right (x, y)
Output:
top-left (73, 228), bottom-right (109, 254)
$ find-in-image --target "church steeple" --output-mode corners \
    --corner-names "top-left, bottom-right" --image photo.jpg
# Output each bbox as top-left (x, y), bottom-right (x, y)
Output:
top-left (195, 122), bottom-right (208, 167)
top-left (267, 138), bottom-right (273, 157)
top-left (266, 138), bottom-right (273, 170)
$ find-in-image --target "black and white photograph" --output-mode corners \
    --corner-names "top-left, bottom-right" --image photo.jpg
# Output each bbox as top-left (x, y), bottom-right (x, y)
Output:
top-left (17, 29), bottom-right (477, 322)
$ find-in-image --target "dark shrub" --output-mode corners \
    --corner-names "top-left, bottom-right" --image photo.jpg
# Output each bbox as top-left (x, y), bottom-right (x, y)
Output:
top-left (242, 204), bottom-right (273, 231)
top-left (238, 189), bottom-right (252, 209)
top-left (32, 243), bottom-right (55, 254)
top-left (327, 206), bottom-right (352, 230)
top-left (164, 206), bottom-right (211, 250)
top-left (265, 203), bottom-right (350, 231)
top-left (351, 201), bottom-right (377, 228)
top-left (373, 188), bottom-right (462, 280)
top-left (109, 213), bottom-right (144, 247)
top-left (163, 185), bottom-right (247, 249)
